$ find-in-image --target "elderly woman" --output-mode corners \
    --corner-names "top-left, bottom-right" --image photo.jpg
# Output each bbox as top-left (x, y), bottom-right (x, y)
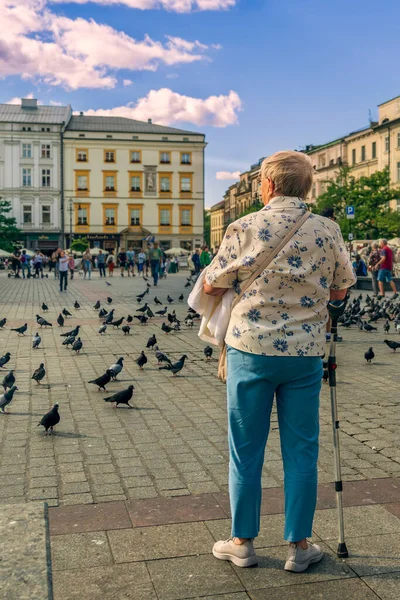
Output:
top-left (204, 151), bottom-right (356, 572)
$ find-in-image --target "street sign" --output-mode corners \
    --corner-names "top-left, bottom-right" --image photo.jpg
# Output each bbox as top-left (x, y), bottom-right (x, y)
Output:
top-left (348, 233), bottom-right (354, 241)
top-left (346, 205), bottom-right (355, 219)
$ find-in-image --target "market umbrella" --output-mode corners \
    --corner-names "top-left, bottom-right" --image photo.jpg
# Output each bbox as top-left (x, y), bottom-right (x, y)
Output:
top-left (388, 237), bottom-right (400, 246)
top-left (165, 247), bottom-right (190, 255)
top-left (0, 249), bottom-right (11, 257)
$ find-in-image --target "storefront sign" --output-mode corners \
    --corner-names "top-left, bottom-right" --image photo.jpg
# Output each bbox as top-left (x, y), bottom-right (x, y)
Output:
top-left (86, 234), bottom-right (120, 240)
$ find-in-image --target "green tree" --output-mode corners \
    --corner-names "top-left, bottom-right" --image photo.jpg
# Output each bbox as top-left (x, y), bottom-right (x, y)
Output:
top-left (70, 237), bottom-right (88, 253)
top-left (204, 210), bottom-right (210, 247)
top-left (313, 167), bottom-right (400, 239)
top-left (0, 199), bottom-right (21, 251)
top-left (238, 202), bottom-right (263, 218)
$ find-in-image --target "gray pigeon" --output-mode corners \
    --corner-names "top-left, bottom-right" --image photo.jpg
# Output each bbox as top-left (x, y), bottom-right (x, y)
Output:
top-left (0, 386), bottom-right (18, 413)
top-left (32, 363), bottom-right (46, 384)
top-left (2, 370), bottom-right (15, 390)
top-left (32, 333), bottom-right (41, 349)
top-left (159, 355), bottom-right (188, 376)
top-left (109, 357), bottom-right (124, 380)
top-left (98, 323), bottom-right (107, 334)
top-left (38, 404), bottom-right (60, 435)
top-left (72, 337), bottom-right (83, 354)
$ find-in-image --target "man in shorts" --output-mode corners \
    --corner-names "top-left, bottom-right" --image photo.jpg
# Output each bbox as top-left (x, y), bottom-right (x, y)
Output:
top-left (126, 247), bottom-right (135, 276)
top-left (375, 239), bottom-right (398, 299)
top-left (118, 248), bottom-right (127, 277)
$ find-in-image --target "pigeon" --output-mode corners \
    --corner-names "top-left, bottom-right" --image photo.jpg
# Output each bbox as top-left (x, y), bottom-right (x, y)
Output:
top-left (204, 346), bottom-right (213, 360)
top-left (136, 290), bottom-right (147, 302)
top-left (41, 302), bottom-right (49, 311)
top-left (134, 314), bottom-right (148, 325)
top-left (364, 347), bottom-right (375, 363)
top-left (32, 333), bottom-right (41, 349)
top-left (167, 311), bottom-right (177, 324)
top-left (111, 317), bottom-right (124, 329)
top-left (155, 307), bottom-right (168, 316)
top-left (146, 335), bottom-right (157, 349)
top-left (384, 320), bottom-right (390, 334)
top-left (184, 281), bottom-right (191, 288)
top-left (363, 322), bottom-right (377, 332)
top-left (37, 316), bottom-right (52, 328)
top-left (104, 310), bottom-right (115, 325)
top-left (105, 281), bottom-right (112, 286)
top-left (32, 363), bottom-right (46, 384)
top-left (154, 297), bottom-right (162, 305)
top-left (74, 301), bottom-right (81, 309)
top-left (62, 335), bottom-right (75, 347)
top-left (161, 322), bottom-right (173, 334)
top-left (99, 308), bottom-right (108, 318)
top-left (159, 354), bottom-right (188, 376)
top-left (88, 370), bottom-right (112, 391)
top-left (11, 323), bottom-right (27, 336)
top-left (107, 297), bottom-right (113, 304)
top-left (147, 308), bottom-right (155, 319)
top-left (94, 300), bottom-right (101, 310)
top-left (155, 349), bottom-right (171, 365)
top-left (57, 313), bottom-right (65, 327)
top-left (0, 386), bottom-right (18, 413)
top-left (137, 303), bottom-right (149, 313)
top-left (136, 351), bottom-right (147, 370)
top-left (72, 337), bottom-right (82, 354)
top-left (0, 353), bottom-right (11, 368)
top-left (384, 339), bottom-right (400, 352)
top-left (98, 324), bottom-right (107, 335)
top-left (62, 308), bottom-right (72, 318)
top-left (38, 404), bottom-right (60, 435)
top-left (167, 295), bottom-right (174, 304)
top-left (104, 385), bottom-right (134, 408)
top-left (122, 325), bottom-right (131, 335)
top-left (0, 318), bottom-right (6, 328)
top-left (2, 370), bottom-right (15, 390)
top-left (109, 357), bottom-right (124, 380)
top-left (60, 325), bottom-right (80, 338)
top-left (126, 315), bottom-right (133, 323)
top-left (179, 294), bottom-right (184, 302)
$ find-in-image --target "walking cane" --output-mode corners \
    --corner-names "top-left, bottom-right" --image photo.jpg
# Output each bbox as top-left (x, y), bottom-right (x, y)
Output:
top-left (327, 298), bottom-right (349, 559)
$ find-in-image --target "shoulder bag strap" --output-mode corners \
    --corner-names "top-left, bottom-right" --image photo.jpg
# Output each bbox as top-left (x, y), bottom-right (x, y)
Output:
top-left (233, 210), bottom-right (311, 307)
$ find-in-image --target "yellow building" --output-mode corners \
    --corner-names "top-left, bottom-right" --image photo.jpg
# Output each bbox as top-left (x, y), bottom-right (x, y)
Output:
top-left (210, 201), bottom-right (225, 250)
top-left (63, 114), bottom-right (206, 252)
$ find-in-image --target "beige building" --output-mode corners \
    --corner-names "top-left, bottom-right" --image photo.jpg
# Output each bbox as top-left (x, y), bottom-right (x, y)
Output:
top-left (63, 114), bottom-right (206, 252)
top-left (210, 200), bottom-right (225, 249)
top-left (210, 94), bottom-right (400, 244)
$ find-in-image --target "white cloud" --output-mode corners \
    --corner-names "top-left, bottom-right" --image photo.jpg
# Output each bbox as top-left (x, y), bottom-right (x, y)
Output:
top-left (216, 171), bottom-right (241, 180)
top-left (83, 88), bottom-right (242, 127)
top-left (0, 1), bottom-right (216, 90)
top-left (123, 79), bottom-right (133, 86)
top-left (49, 0), bottom-right (236, 13)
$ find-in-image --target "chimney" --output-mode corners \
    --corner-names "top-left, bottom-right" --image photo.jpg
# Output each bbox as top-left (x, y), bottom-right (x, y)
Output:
top-left (80, 111), bottom-right (84, 116)
top-left (21, 98), bottom-right (38, 110)
top-left (148, 118), bottom-right (152, 124)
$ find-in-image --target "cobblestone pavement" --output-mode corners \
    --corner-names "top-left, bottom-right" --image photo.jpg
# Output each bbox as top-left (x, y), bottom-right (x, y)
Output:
top-left (1, 271), bottom-right (400, 599)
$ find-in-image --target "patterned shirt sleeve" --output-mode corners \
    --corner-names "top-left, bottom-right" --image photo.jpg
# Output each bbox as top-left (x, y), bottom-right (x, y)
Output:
top-left (205, 223), bottom-right (244, 288)
top-left (331, 226), bottom-right (357, 290)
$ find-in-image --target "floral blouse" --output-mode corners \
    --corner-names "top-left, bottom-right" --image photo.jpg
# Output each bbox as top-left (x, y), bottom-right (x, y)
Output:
top-left (205, 196), bottom-right (356, 357)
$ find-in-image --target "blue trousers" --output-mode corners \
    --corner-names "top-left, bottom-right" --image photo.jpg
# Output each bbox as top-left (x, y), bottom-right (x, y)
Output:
top-left (151, 260), bottom-right (160, 285)
top-left (227, 346), bottom-right (322, 542)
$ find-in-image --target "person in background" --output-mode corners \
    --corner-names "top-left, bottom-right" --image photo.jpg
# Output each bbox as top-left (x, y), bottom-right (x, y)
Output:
top-left (145, 250), bottom-right (150, 277)
top-left (20, 250), bottom-right (31, 279)
top-left (33, 250), bottom-right (44, 278)
top-left (11, 249), bottom-right (21, 277)
top-left (200, 246), bottom-right (211, 270)
top-left (59, 251), bottom-right (69, 292)
top-left (174, 255), bottom-right (180, 272)
top-left (52, 248), bottom-right (61, 279)
top-left (352, 254), bottom-right (367, 289)
top-left (107, 250), bottom-right (115, 276)
top-left (97, 250), bottom-right (106, 278)
top-left (192, 248), bottom-right (201, 275)
top-left (118, 247), bottom-right (127, 277)
top-left (82, 248), bottom-right (92, 280)
top-left (149, 241), bottom-right (163, 286)
top-left (375, 238), bottom-right (399, 299)
top-left (138, 249), bottom-right (146, 276)
top-left (126, 247), bottom-right (135, 276)
top-left (68, 253), bottom-right (75, 279)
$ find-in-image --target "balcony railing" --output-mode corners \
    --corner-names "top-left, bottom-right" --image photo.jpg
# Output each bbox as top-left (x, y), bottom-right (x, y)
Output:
top-left (21, 223), bottom-right (58, 230)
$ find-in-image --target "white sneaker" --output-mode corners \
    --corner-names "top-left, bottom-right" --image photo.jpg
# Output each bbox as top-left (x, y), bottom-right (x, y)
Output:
top-left (212, 538), bottom-right (258, 568)
top-left (284, 542), bottom-right (323, 572)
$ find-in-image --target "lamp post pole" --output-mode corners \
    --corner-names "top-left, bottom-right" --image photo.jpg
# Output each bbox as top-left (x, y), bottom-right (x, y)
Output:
top-left (69, 198), bottom-right (73, 249)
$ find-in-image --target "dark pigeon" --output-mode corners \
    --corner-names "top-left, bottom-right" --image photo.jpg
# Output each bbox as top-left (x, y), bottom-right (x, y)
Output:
top-left (146, 334), bottom-right (157, 349)
top-left (0, 386), bottom-right (18, 413)
top-left (136, 351), bottom-right (147, 370)
top-left (204, 346), bottom-right (213, 360)
top-left (60, 325), bottom-right (80, 338)
top-left (365, 347), bottom-right (375, 363)
top-left (41, 303), bottom-right (49, 311)
top-left (2, 370), bottom-right (15, 390)
top-left (62, 308), bottom-right (72, 318)
top-left (384, 339), bottom-right (400, 352)
top-left (88, 370), bottom-right (112, 391)
top-left (94, 300), bottom-right (101, 310)
top-left (104, 385), bottom-right (134, 408)
top-left (38, 404), bottom-right (60, 434)
top-left (0, 353), bottom-right (11, 368)
top-left (74, 301), bottom-right (81, 309)
top-left (159, 355), bottom-right (188, 376)
top-left (122, 325), bottom-right (130, 335)
top-left (11, 323), bottom-right (27, 336)
top-left (57, 313), bottom-right (65, 327)
top-left (154, 297), bottom-right (162, 305)
top-left (72, 338), bottom-right (83, 354)
top-left (32, 363), bottom-right (45, 384)
top-left (0, 318), bottom-right (7, 328)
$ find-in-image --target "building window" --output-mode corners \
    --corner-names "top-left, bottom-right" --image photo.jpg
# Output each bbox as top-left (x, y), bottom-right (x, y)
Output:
top-left (180, 208), bottom-right (191, 226)
top-left (352, 149), bottom-right (356, 165)
top-left (76, 149), bottom-right (88, 162)
top-left (160, 151), bottom-right (171, 164)
top-left (77, 206), bottom-right (88, 225)
top-left (77, 174), bottom-right (88, 191)
top-left (22, 143), bottom-right (31, 158)
top-left (160, 208), bottom-right (171, 226)
top-left (41, 144), bottom-right (51, 159)
top-left (22, 168), bottom-right (32, 186)
top-left (183, 137), bottom-right (189, 142)
top-left (106, 135), bottom-right (112, 139)
top-left (162, 137), bottom-right (168, 141)
top-left (105, 175), bottom-right (116, 191)
top-left (105, 207), bottom-right (116, 225)
top-left (180, 174), bottom-right (192, 193)
top-left (41, 205), bottom-right (51, 224)
top-left (79, 134), bottom-right (85, 138)
top-left (397, 162), bottom-right (400, 182)
top-left (397, 132), bottom-right (400, 148)
top-left (361, 146), bottom-right (366, 161)
top-left (22, 127), bottom-right (32, 132)
top-left (104, 150), bottom-right (115, 163)
top-left (160, 175), bottom-right (171, 192)
top-left (130, 151), bottom-right (141, 163)
top-left (23, 205), bottom-right (32, 224)
top-left (131, 175), bottom-right (141, 192)
top-left (130, 208), bottom-right (141, 226)
top-left (318, 155), bottom-right (326, 168)
top-left (181, 152), bottom-right (191, 165)
top-left (385, 136), bottom-right (389, 152)
top-left (311, 184), bottom-right (316, 198)
top-left (132, 136), bottom-right (139, 140)
top-left (372, 141), bottom-right (376, 158)
top-left (41, 169), bottom-right (51, 187)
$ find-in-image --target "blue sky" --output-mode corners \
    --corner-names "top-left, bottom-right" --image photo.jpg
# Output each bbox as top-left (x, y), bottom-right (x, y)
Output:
top-left (2, 0), bottom-right (400, 206)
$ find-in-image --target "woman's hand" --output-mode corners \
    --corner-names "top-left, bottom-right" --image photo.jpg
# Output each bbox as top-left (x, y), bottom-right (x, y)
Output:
top-left (203, 282), bottom-right (226, 297)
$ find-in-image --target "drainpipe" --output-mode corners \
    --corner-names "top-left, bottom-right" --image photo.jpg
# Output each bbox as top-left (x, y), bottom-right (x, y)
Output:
top-left (60, 128), bottom-right (65, 248)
